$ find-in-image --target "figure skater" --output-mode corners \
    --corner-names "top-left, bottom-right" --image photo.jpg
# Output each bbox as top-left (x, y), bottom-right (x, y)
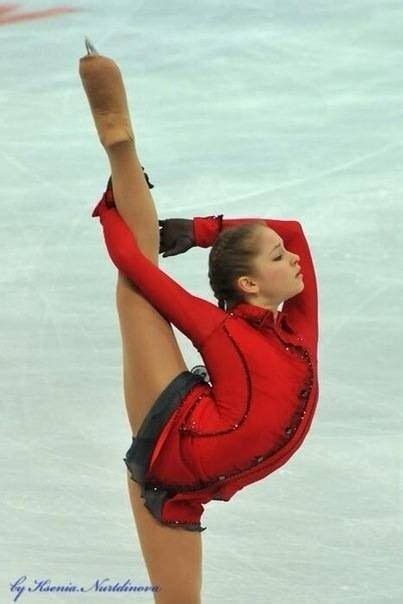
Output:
top-left (79, 39), bottom-right (319, 604)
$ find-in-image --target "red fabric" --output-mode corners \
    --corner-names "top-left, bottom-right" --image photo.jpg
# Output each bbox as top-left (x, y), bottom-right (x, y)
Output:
top-left (92, 198), bottom-right (319, 527)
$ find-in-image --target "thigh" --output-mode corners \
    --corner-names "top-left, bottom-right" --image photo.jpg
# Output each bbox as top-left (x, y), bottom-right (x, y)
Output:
top-left (116, 271), bottom-right (188, 432)
top-left (127, 473), bottom-right (202, 603)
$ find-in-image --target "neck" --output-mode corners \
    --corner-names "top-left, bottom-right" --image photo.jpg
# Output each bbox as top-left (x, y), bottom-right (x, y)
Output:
top-left (246, 297), bottom-right (280, 321)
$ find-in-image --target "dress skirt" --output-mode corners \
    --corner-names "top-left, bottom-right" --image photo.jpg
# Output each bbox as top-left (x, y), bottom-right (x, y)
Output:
top-left (123, 366), bottom-right (210, 532)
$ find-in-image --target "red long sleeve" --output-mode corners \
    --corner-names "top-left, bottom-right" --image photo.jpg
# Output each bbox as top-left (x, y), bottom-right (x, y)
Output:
top-left (193, 215), bottom-right (318, 346)
top-left (91, 181), bottom-right (320, 530)
top-left (96, 206), bottom-right (226, 351)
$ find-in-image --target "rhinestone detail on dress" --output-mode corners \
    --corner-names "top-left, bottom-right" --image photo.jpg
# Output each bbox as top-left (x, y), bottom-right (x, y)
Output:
top-left (179, 323), bottom-right (252, 437)
top-left (145, 321), bottom-right (315, 494)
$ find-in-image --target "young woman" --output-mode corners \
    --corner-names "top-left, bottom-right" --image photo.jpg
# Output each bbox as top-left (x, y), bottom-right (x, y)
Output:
top-left (80, 41), bottom-right (319, 604)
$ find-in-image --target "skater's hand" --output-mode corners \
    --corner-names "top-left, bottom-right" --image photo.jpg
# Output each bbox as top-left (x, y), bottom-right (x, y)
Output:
top-left (158, 219), bottom-right (195, 257)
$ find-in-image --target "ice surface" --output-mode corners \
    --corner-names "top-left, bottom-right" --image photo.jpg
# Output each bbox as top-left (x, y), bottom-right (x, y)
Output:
top-left (1, 1), bottom-right (402, 602)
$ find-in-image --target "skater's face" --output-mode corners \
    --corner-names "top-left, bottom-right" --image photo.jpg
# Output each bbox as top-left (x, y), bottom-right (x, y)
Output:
top-left (237, 226), bottom-right (303, 307)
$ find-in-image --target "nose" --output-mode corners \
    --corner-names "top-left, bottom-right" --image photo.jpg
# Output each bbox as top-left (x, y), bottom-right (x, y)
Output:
top-left (290, 253), bottom-right (300, 273)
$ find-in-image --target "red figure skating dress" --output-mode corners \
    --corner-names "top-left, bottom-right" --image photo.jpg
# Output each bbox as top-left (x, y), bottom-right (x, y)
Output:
top-left (91, 173), bottom-right (319, 531)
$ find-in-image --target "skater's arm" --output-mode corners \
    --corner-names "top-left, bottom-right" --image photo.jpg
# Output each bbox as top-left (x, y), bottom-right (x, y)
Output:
top-left (193, 215), bottom-right (299, 248)
top-left (280, 222), bottom-right (318, 345)
top-left (95, 205), bottom-right (226, 350)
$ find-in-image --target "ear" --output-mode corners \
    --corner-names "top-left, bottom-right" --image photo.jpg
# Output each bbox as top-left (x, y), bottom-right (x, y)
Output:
top-left (237, 275), bottom-right (259, 296)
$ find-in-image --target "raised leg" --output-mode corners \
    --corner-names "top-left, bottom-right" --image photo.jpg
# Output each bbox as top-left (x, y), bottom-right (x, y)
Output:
top-left (79, 47), bottom-right (203, 602)
top-left (116, 270), bottom-right (189, 433)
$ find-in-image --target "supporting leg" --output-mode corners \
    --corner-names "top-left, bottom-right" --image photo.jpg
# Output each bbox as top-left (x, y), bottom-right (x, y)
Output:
top-left (116, 263), bottom-right (203, 604)
top-left (127, 475), bottom-right (202, 604)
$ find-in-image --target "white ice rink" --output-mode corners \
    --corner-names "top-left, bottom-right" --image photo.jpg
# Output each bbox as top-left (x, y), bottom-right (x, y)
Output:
top-left (1, 1), bottom-right (402, 602)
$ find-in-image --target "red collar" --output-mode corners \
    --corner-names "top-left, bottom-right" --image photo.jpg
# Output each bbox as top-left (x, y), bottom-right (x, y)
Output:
top-left (230, 301), bottom-right (292, 332)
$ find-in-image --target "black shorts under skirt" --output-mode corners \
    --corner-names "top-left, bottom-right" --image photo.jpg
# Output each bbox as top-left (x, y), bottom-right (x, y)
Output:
top-left (123, 366), bottom-right (209, 531)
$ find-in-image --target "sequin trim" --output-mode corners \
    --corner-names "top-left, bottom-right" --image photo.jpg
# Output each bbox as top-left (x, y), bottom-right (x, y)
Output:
top-left (134, 480), bottom-right (207, 531)
top-left (157, 519), bottom-right (206, 532)
top-left (180, 324), bottom-right (251, 437)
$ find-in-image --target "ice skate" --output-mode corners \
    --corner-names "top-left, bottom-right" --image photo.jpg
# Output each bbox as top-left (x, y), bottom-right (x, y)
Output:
top-left (79, 38), bottom-right (134, 148)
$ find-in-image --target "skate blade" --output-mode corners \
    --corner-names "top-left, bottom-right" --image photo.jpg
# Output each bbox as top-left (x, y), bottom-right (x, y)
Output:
top-left (85, 37), bottom-right (99, 55)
